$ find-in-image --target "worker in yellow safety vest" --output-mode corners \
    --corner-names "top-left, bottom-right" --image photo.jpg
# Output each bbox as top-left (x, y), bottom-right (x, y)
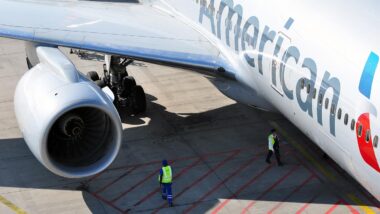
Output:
top-left (158, 159), bottom-right (173, 207)
top-left (266, 129), bottom-right (283, 166)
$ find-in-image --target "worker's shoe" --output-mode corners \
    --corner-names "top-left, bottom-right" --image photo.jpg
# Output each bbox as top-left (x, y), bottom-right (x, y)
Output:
top-left (169, 203), bottom-right (173, 207)
top-left (265, 160), bottom-right (271, 164)
top-left (278, 162), bottom-right (284, 166)
top-left (162, 196), bottom-right (167, 200)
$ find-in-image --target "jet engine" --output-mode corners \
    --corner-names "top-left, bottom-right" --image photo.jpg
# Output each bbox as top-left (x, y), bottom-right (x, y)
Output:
top-left (14, 46), bottom-right (122, 178)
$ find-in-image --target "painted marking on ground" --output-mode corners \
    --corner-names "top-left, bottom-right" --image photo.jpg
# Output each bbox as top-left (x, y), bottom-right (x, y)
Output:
top-left (325, 199), bottom-right (342, 214)
top-left (325, 199), bottom-right (360, 214)
top-left (0, 195), bottom-right (26, 214)
top-left (211, 165), bottom-right (273, 214)
top-left (95, 165), bottom-right (140, 194)
top-left (267, 174), bottom-right (315, 214)
top-left (241, 165), bottom-right (300, 214)
top-left (126, 157), bottom-right (203, 211)
top-left (87, 148), bottom-right (249, 213)
top-left (183, 153), bottom-right (263, 214)
top-left (110, 160), bottom-right (177, 203)
top-left (270, 121), bottom-right (369, 213)
top-left (347, 193), bottom-right (376, 214)
top-left (152, 150), bottom-right (241, 213)
top-left (295, 191), bottom-right (321, 214)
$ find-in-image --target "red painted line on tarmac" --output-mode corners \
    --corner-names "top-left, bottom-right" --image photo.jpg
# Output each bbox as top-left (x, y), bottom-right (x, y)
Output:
top-left (111, 160), bottom-right (177, 203)
top-left (295, 191), bottom-right (321, 214)
top-left (183, 153), bottom-right (264, 214)
top-left (85, 170), bottom-right (107, 185)
top-left (324, 199), bottom-right (359, 214)
top-left (267, 174), bottom-right (315, 214)
top-left (341, 199), bottom-right (360, 214)
top-left (108, 148), bottom-right (244, 171)
top-left (241, 165), bottom-right (300, 214)
top-left (325, 199), bottom-right (342, 214)
top-left (152, 150), bottom-right (241, 214)
top-left (211, 165), bottom-right (273, 214)
top-left (94, 165), bottom-right (140, 194)
top-left (91, 192), bottom-right (124, 213)
top-left (129, 157), bottom-right (204, 209)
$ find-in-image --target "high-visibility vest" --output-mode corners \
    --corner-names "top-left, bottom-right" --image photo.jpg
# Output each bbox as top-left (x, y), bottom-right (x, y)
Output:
top-left (161, 166), bottom-right (172, 183)
top-left (268, 134), bottom-right (275, 151)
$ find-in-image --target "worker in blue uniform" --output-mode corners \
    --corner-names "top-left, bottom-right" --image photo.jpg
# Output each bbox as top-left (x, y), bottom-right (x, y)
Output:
top-left (158, 159), bottom-right (173, 207)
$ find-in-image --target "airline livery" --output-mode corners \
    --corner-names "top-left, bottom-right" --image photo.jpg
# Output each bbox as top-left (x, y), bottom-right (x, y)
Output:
top-left (0, 0), bottom-right (379, 200)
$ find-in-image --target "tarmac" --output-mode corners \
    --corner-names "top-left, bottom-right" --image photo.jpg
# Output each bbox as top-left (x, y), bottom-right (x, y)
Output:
top-left (0, 38), bottom-right (378, 213)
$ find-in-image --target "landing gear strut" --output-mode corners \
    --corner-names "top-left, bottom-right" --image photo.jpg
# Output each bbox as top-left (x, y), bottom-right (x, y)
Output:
top-left (86, 55), bottom-right (147, 116)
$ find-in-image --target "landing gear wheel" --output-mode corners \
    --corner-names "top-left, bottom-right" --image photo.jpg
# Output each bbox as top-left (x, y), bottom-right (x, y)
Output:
top-left (121, 76), bottom-right (136, 97)
top-left (95, 79), bottom-right (106, 88)
top-left (130, 85), bottom-right (146, 115)
top-left (86, 71), bottom-right (100, 81)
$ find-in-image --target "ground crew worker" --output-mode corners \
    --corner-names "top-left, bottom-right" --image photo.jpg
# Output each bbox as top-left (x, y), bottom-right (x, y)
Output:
top-left (266, 129), bottom-right (283, 166)
top-left (158, 159), bottom-right (173, 207)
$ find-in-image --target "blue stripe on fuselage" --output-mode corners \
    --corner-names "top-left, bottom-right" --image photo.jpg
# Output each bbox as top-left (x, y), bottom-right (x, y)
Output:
top-left (359, 52), bottom-right (379, 99)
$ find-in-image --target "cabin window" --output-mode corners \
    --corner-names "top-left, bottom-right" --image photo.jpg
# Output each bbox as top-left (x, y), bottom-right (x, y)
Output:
top-left (366, 130), bottom-right (371, 142)
top-left (331, 104), bottom-right (336, 115)
top-left (337, 108), bottom-right (342, 119)
top-left (300, 78), bottom-right (305, 89)
top-left (358, 124), bottom-right (363, 137)
top-left (351, 119), bottom-right (355, 130)
top-left (313, 89), bottom-right (317, 99)
top-left (307, 83), bottom-right (311, 94)
top-left (318, 94), bottom-right (323, 105)
top-left (325, 98), bottom-right (329, 109)
top-left (374, 136), bottom-right (378, 148)
top-left (344, 114), bottom-right (348, 125)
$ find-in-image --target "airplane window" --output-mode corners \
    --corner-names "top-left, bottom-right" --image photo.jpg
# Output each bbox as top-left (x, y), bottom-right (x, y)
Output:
top-left (300, 78), bottom-right (305, 89)
top-left (331, 104), bottom-right (336, 115)
top-left (318, 94), bottom-right (323, 105)
top-left (307, 83), bottom-right (311, 94)
top-left (344, 114), bottom-right (348, 125)
top-left (325, 98), bottom-right (329, 109)
top-left (366, 130), bottom-right (371, 142)
top-left (374, 136), bottom-right (378, 148)
top-left (358, 124), bottom-right (363, 137)
top-left (351, 119), bottom-right (355, 130)
top-left (313, 89), bottom-right (317, 99)
top-left (337, 108), bottom-right (342, 119)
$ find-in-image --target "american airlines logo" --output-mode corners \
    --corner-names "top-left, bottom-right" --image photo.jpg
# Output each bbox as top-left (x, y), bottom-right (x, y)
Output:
top-left (357, 52), bottom-right (380, 172)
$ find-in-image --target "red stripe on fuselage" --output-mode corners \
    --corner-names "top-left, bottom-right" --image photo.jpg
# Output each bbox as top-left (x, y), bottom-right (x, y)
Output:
top-left (356, 113), bottom-right (380, 172)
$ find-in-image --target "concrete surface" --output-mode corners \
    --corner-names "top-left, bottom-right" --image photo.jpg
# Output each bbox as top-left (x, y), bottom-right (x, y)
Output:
top-left (0, 38), bottom-right (378, 213)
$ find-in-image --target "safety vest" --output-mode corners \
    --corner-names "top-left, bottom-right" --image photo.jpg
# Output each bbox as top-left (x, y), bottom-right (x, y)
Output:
top-left (268, 134), bottom-right (275, 145)
top-left (268, 134), bottom-right (275, 151)
top-left (161, 166), bottom-right (172, 183)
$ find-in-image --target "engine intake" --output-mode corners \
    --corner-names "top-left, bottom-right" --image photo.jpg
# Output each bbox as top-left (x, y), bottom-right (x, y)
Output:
top-left (48, 107), bottom-right (116, 168)
top-left (15, 46), bottom-right (122, 178)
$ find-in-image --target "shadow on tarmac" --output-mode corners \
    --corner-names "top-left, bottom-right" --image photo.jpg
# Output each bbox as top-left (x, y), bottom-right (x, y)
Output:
top-left (0, 94), bottom-right (377, 213)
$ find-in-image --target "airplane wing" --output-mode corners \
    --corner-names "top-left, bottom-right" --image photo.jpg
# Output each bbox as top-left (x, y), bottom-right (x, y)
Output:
top-left (0, 0), bottom-right (234, 76)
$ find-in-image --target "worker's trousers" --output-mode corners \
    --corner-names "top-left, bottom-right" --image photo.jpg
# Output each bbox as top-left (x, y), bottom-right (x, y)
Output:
top-left (161, 183), bottom-right (173, 205)
top-left (266, 149), bottom-right (281, 164)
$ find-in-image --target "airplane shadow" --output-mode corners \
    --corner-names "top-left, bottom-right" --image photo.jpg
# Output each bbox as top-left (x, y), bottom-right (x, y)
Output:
top-left (0, 94), bottom-right (377, 213)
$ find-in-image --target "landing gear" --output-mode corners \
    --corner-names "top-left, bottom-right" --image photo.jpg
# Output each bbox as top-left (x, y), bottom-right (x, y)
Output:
top-left (85, 56), bottom-right (147, 116)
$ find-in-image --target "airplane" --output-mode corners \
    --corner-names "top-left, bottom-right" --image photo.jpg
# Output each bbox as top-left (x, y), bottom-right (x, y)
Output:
top-left (0, 0), bottom-right (379, 201)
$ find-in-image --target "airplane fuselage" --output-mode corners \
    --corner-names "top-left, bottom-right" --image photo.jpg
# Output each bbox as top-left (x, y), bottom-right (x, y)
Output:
top-left (158, 0), bottom-right (380, 199)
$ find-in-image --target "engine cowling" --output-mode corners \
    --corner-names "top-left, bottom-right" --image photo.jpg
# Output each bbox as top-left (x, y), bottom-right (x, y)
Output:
top-left (15, 46), bottom-right (122, 178)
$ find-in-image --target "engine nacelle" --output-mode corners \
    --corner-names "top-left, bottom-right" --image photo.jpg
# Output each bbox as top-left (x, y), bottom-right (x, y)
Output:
top-left (15, 46), bottom-right (122, 178)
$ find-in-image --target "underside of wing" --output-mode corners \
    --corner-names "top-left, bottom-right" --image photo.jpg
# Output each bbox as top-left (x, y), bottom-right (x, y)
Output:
top-left (0, 0), bottom-right (233, 74)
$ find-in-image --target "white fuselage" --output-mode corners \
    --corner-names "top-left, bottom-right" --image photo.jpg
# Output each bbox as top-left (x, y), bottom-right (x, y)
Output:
top-left (157, 0), bottom-right (380, 200)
